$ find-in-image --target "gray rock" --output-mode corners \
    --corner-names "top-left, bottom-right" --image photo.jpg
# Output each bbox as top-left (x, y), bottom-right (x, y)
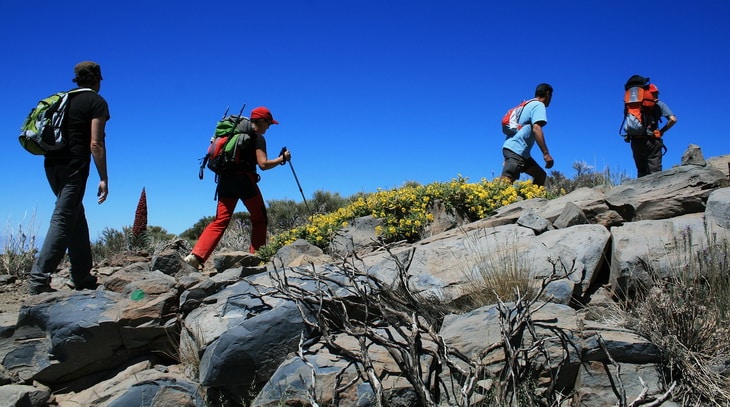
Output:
top-left (0, 384), bottom-right (51, 407)
top-left (516, 208), bottom-right (553, 234)
top-left (330, 215), bottom-right (383, 256)
top-left (553, 201), bottom-right (590, 229)
top-left (271, 239), bottom-right (328, 268)
top-left (681, 143), bottom-right (706, 166)
top-left (606, 164), bottom-right (727, 221)
top-left (212, 250), bottom-right (262, 272)
top-left (198, 300), bottom-right (307, 400)
top-left (609, 213), bottom-right (707, 297)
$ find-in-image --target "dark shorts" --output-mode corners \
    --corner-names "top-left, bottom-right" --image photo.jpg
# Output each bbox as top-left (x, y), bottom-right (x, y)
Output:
top-left (501, 148), bottom-right (539, 181)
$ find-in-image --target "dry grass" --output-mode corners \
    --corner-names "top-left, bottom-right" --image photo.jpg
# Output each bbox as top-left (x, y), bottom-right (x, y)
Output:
top-left (1, 212), bottom-right (38, 277)
top-left (217, 217), bottom-right (252, 252)
top-left (461, 227), bottom-right (537, 307)
top-left (618, 231), bottom-right (730, 405)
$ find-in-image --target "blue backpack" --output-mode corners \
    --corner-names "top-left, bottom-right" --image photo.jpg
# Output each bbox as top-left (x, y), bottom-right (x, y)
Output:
top-left (19, 88), bottom-right (93, 155)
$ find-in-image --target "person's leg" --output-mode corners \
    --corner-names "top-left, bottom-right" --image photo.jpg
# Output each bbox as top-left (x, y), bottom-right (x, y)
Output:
top-left (242, 185), bottom-right (268, 253)
top-left (646, 139), bottom-right (664, 175)
top-left (500, 148), bottom-right (525, 183)
top-left (30, 164), bottom-right (86, 293)
top-left (522, 157), bottom-right (547, 187)
top-left (67, 203), bottom-right (97, 289)
top-left (631, 139), bottom-right (650, 178)
top-left (190, 197), bottom-right (237, 262)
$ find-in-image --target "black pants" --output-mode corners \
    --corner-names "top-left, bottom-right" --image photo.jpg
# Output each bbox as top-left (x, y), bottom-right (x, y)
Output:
top-left (630, 138), bottom-right (663, 178)
top-left (30, 162), bottom-right (94, 289)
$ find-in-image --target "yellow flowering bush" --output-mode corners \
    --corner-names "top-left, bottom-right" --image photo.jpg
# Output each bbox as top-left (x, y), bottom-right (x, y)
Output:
top-left (257, 177), bottom-right (547, 260)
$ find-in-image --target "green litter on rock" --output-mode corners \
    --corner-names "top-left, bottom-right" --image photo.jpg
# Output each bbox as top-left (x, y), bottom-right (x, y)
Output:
top-left (130, 289), bottom-right (145, 301)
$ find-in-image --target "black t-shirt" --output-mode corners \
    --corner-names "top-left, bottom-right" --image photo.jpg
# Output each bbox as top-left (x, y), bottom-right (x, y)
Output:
top-left (240, 133), bottom-right (266, 172)
top-left (45, 89), bottom-right (110, 172)
top-left (216, 133), bottom-right (267, 200)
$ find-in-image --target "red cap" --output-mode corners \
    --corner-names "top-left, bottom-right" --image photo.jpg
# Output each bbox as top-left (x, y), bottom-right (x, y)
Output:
top-left (648, 84), bottom-right (659, 93)
top-left (250, 106), bottom-right (279, 124)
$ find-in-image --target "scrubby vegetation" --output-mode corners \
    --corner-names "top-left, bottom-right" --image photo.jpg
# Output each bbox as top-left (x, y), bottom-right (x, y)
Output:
top-left (618, 232), bottom-right (730, 405)
top-left (1, 213), bottom-right (38, 277)
top-left (6, 163), bottom-right (726, 405)
top-left (257, 176), bottom-right (547, 260)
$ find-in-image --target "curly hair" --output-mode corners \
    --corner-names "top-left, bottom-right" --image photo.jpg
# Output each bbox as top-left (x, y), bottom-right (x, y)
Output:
top-left (72, 62), bottom-right (103, 86)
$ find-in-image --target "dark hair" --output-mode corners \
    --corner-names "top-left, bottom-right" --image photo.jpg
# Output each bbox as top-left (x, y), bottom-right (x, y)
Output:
top-left (535, 83), bottom-right (553, 98)
top-left (72, 63), bottom-right (103, 86)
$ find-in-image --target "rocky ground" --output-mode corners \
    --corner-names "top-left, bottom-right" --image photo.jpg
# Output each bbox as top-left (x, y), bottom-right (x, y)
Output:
top-left (0, 276), bottom-right (29, 318)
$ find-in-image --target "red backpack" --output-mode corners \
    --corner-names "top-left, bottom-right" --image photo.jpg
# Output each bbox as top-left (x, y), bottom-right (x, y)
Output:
top-left (501, 98), bottom-right (537, 136)
top-left (621, 75), bottom-right (659, 139)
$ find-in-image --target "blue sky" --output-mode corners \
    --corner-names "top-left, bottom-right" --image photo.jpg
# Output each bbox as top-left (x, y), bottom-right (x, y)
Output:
top-left (2, 0), bottom-right (729, 240)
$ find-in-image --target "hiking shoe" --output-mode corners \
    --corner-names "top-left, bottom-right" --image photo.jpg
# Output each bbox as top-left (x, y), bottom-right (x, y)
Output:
top-left (184, 253), bottom-right (201, 269)
top-left (74, 275), bottom-right (99, 291)
top-left (30, 284), bottom-right (57, 295)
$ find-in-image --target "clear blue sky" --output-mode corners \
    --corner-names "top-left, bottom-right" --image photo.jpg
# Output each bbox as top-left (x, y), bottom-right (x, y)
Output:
top-left (2, 0), bottom-right (728, 240)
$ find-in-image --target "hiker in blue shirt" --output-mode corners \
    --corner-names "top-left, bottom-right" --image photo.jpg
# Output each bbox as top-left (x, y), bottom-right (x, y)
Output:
top-left (501, 83), bottom-right (554, 187)
top-left (630, 83), bottom-right (677, 177)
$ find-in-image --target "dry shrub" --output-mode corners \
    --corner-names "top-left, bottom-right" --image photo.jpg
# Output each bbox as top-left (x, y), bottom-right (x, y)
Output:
top-left (1, 213), bottom-right (38, 277)
top-left (626, 232), bottom-right (730, 404)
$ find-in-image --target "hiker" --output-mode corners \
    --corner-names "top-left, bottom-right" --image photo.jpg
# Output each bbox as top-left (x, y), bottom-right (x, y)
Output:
top-left (501, 83), bottom-right (554, 187)
top-left (29, 61), bottom-right (110, 294)
top-left (184, 106), bottom-right (291, 269)
top-left (629, 83), bottom-right (677, 177)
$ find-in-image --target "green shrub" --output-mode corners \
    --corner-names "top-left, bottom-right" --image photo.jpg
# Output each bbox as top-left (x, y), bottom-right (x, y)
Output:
top-left (257, 176), bottom-right (548, 261)
top-left (92, 225), bottom-right (176, 263)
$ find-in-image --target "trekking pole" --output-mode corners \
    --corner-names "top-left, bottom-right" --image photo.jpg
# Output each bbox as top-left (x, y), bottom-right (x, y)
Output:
top-left (280, 146), bottom-right (310, 211)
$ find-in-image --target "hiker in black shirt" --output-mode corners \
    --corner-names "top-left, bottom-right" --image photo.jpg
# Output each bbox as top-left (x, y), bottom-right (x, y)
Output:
top-left (29, 61), bottom-right (110, 294)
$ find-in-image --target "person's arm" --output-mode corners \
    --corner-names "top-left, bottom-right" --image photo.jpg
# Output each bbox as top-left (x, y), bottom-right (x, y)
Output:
top-left (256, 148), bottom-right (291, 170)
top-left (90, 117), bottom-right (108, 204)
top-left (532, 122), bottom-right (554, 169)
top-left (660, 115), bottom-right (677, 135)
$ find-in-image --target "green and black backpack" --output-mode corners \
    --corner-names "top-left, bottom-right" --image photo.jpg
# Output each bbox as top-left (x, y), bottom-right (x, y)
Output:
top-left (19, 88), bottom-right (94, 155)
top-left (198, 105), bottom-right (253, 180)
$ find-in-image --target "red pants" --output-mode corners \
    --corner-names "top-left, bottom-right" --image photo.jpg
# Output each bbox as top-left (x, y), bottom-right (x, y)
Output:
top-left (191, 185), bottom-right (267, 261)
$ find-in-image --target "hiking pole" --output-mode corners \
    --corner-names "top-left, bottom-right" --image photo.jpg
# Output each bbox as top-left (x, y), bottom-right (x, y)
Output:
top-left (280, 146), bottom-right (309, 211)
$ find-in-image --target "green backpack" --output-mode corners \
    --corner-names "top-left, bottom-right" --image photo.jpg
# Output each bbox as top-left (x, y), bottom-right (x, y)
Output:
top-left (198, 110), bottom-right (253, 180)
top-left (19, 88), bottom-right (93, 155)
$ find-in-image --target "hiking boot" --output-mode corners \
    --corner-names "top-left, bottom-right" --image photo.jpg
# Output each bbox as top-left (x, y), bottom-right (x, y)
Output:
top-left (184, 253), bottom-right (201, 269)
top-left (30, 284), bottom-right (57, 295)
top-left (74, 275), bottom-right (99, 291)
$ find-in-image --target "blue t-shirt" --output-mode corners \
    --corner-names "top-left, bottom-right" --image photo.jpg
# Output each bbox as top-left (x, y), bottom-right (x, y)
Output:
top-left (656, 100), bottom-right (674, 120)
top-left (502, 100), bottom-right (547, 158)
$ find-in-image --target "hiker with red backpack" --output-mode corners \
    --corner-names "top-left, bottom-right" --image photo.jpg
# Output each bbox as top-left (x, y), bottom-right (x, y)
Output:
top-left (500, 83), bottom-right (554, 187)
top-left (184, 106), bottom-right (291, 269)
top-left (621, 75), bottom-right (678, 177)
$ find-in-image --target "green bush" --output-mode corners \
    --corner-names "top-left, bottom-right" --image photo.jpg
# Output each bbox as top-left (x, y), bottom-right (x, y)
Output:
top-left (257, 177), bottom-right (548, 261)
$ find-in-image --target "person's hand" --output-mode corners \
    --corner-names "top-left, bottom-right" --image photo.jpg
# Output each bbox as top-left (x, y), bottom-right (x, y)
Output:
top-left (278, 147), bottom-right (291, 165)
top-left (97, 180), bottom-right (108, 204)
top-left (544, 153), bottom-right (554, 169)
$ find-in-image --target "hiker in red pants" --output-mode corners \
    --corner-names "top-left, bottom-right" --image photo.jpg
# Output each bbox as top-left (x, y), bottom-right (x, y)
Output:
top-left (185, 107), bottom-right (290, 269)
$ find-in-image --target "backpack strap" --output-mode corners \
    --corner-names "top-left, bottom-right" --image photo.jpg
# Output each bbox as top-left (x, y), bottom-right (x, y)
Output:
top-left (517, 98), bottom-right (539, 124)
